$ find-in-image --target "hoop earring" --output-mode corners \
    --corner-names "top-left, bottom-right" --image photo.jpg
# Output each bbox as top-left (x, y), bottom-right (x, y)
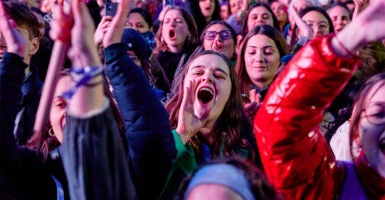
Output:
top-left (48, 127), bottom-right (55, 137)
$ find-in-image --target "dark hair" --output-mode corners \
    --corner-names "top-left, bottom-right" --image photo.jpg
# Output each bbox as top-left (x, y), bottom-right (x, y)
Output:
top-left (154, 6), bottom-right (198, 55)
top-left (185, 0), bottom-right (221, 35)
top-left (26, 71), bottom-right (71, 160)
top-left (299, 6), bottom-right (334, 33)
top-left (240, 2), bottom-right (280, 36)
top-left (327, 2), bottom-right (352, 19)
top-left (165, 50), bottom-right (259, 163)
top-left (349, 73), bottom-right (385, 159)
top-left (227, 0), bottom-right (236, 15)
top-left (200, 20), bottom-right (237, 46)
top-left (3, 1), bottom-right (40, 39)
top-left (129, 7), bottom-right (153, 28)
top-left (199, 20), bottom-right (237, 60)
top-left (235, 25), bottom-right (289, 97)
top-left (290, 6), bottom-right (334, 49)
top-left (359, 42), bottom-right (385, 78)
top-left (175, 157), bottom-right (280, 200)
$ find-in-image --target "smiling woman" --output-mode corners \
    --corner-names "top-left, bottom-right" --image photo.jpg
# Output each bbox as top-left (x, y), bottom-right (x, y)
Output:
top-left (235, 24), bottom-right (289, 122)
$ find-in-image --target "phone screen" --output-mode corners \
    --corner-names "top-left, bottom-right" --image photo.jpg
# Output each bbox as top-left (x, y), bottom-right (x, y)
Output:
top-left (105, 2), bottom-right (118, 16)
top-left (163, 0), bottom-right (175, 6)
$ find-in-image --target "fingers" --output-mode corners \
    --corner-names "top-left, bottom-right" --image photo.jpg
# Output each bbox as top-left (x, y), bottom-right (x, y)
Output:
top-left (102, 0), bottom-right (129, 47)
top-left (256, 93), bottom-right (261, 105)
top-left (248, 89), bottom-right (257, 102)
top-left (49, 0), bottom-right (73, 42)
top-left (0, 1), bottom-right (26, 56)
top-left (0, 1), bottom-right (11, 32)
top-left (94, 16), bottom-right (113, 45)
top-left (182, 79), bottom-right (196, 109)
top-left (111, 0), bottom-right (129, 29)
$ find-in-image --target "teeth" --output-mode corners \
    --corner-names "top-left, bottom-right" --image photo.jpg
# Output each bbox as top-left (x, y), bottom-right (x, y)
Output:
top-left (200, 88), bottom-right (212, 93)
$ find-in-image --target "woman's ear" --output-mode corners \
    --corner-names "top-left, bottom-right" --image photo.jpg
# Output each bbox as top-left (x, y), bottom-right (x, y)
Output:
top-left (29, 37), bottom-right (40, 56)
top-left (236, 34), bottom-right (243, 55)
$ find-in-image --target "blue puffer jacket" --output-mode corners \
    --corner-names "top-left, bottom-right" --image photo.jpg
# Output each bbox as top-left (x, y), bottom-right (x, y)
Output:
top-left (105, 43), bottom-right (177, 200)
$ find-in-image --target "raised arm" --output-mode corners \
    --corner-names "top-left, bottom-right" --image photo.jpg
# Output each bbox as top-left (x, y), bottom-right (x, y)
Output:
top-left (53, 0), bottom-right (136, 199)
top-left (0, 0), bottom-right (28, 162)
top-left (254, 0), bottom-right (385, 198)
top-left (102, 1), bottom-right (176, 199)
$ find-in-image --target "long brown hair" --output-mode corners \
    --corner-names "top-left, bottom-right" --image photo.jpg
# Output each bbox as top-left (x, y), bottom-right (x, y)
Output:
top-left (240, 3), bottom-right (280, 37)
top-left (235, 24), bottom-right (289, 99)
top-left (154, 6), bottom-right (198, 55)
top-left (165, 50), bottom-right (258, 163)
top-left (349, 72), bottom-right (385, 159)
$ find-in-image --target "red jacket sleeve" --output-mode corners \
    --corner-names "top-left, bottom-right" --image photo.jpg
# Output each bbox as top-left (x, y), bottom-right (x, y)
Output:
top-left (254, 34), bottom-right (360, 199)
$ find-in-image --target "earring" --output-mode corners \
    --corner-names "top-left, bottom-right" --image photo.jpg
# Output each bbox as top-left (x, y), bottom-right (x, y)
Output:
top-left (48, 127), bottom-right (55, 137)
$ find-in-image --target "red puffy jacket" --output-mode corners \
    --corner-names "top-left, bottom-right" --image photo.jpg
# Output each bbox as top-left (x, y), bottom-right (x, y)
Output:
top-left (254, 34), bottom-right (385, 200)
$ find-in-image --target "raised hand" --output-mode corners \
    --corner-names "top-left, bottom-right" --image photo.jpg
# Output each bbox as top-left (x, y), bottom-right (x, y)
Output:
top-left (65, 0), bottom-right (104, 116)
top-left (176, 80), bottom-right (208, 144)
top-left (67, 0), bottom-right (101, 67)
top-left (353, 0), bottom-right (369, 19)
top-left (354, 0), bottom-right (385, 43)
top-left (102, 0), bottom-right (130, 48)
top-left (0, 1), bottom-right (26, 57)
top-left (243, 89), bottom-right (261, 123)
top-left (49, 0), bottom-right (73, 44)
top-left (290, 4), bottom-right (313, 38)
top-left (332, 0), bottom-right (385, 56)
top-left (94, 16), bottom-right (113, 46)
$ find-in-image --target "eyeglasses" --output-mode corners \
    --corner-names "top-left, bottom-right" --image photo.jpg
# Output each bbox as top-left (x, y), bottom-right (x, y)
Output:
top-left (361, 102), bottom-right (385, 125)
top-left (203, 30), bottom-right (232, 40)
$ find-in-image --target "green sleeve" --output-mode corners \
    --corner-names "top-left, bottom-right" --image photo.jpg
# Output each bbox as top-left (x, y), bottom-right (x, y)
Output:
top-left (171, 129), bottom-right (197, 175)
top-left (157, 130), bottom-right (198, 199)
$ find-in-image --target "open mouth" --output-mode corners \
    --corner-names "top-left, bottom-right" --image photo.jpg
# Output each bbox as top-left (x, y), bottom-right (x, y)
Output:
top-left (197, 88), bottom-right (214, 104)
top-left (169, 29), bottom-right (176, 40)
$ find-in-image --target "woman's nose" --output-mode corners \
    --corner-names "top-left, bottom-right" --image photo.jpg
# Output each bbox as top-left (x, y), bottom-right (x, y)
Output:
top-left (214, 34), bottom-right (223, 43)
top-left (202, 73), bottom-right (214, 83)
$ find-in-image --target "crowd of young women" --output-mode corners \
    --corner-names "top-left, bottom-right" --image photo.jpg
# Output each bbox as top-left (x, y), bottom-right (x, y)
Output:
top-left (1, 0), bottom-right (384, 199)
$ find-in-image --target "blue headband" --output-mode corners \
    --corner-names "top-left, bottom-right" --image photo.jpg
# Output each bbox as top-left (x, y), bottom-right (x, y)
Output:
top-left (184, 163), bottom-right (255, 200)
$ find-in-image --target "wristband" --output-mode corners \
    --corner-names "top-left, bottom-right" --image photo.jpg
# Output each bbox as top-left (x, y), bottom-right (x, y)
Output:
top-left (62, 66), bottom-right (104, 100)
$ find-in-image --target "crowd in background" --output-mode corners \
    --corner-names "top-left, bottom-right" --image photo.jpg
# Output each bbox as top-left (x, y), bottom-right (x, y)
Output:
top-left (1, 0), bottom-right (385, 199)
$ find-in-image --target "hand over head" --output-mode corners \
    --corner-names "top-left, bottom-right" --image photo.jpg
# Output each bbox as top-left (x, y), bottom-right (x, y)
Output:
top-left (0, 1), bottom-right (26, 57)
top-left (102, 0), bottom-right (130, 48)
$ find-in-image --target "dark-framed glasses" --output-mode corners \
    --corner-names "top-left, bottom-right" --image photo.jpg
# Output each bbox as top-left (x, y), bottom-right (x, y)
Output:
top-left (361, 102), bottom-right (385, 125)
top-left (203, 30), bottom-right (232, 40)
